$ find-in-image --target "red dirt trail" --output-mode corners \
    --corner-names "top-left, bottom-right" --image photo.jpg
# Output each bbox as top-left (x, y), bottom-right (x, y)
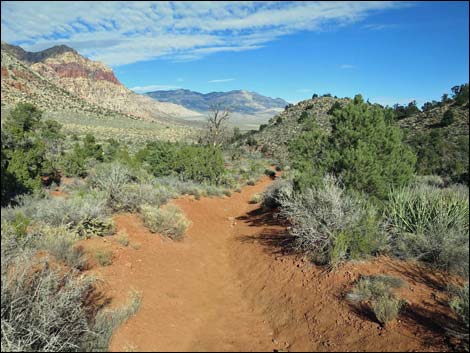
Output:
top-left (80, 175), bottom-right (457, 352)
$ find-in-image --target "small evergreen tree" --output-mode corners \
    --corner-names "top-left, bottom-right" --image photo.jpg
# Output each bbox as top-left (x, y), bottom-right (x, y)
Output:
top-left (290, 100), bottom-right (416, 198)
top-left (441, 109), bottom-right (455, 127)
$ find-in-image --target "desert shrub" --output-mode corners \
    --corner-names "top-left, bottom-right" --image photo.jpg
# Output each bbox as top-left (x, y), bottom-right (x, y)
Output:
top-left (371, 293), bottom-right (404, 327)
top-left (8, 192), bottom-right (114, 238)
top-left (116, 231), bottom-right (129, 247)
top-left (278, 175), bottom-right (386, 266)
top-left (1, 254), bottom-right (94, 352)
top-left (347, 275), bottom-right (405, 326)
top-left (88, 162), bottom-right (171, 212)
top-left (386, 184), bottom-right (469, 276)
top-left (119, 183), bottom-right (172, 211)
top-left (94, 249), bottom-right (113, 266)
top-left (448, 283), bottom-right (469, 343)
top-left (83, 291), bottom-right (141, 352)
top-left (140, 204), bottom-right (190, 240)
top-left (250, 193), bottom-right (263, 204)
top-left (261, 178), bottom-right (293, 210)
top-left (30, 224), bottom-right (85, 269)
top-left (87, 162), bottom-right (132, 207)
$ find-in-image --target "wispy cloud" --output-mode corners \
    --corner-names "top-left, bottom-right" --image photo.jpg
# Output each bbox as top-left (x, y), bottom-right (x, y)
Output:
top-left (363, 23), bottom-right (399, 30)
top-left (1, 1), bottom-right (409, 66)
top-left (340, 64), bottom-right (356, 69)
top-left (130, 84), bottom-right (181, 93)
top-left (208, 78), bottom-right (235, 83)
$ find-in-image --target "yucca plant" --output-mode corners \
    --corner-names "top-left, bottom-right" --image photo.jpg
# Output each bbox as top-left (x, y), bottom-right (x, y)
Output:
top-left (386, 184), bottom-right (469, 275)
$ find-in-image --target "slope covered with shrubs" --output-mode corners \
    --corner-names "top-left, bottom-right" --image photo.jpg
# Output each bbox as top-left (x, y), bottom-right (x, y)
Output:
top-left (1, 102), bottom-right (270, 351)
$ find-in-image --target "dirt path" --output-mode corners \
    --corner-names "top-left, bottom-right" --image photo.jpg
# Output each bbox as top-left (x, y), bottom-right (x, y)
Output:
top-left (80, 175), bottom-right (455, 352)
top-left (85, 177), bottom-right (278, 352)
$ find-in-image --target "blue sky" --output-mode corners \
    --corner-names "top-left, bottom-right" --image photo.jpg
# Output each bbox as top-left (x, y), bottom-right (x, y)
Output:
top-left (1, 1), bottom-right (469, 105)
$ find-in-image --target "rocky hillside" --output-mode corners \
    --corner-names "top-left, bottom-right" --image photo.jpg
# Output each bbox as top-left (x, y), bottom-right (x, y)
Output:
top-left (248, 92), bottom-right (469, 173)
top-left (146, 89), bottom-right (289, 114)
top-left (1, 49), bottom-right (128, 119)
top-left (1, 42), bottom-right (201, 123)
top-left (250, 96), bottom-right (349, 160)
top-left (398, 103), bottom-right (469, 141)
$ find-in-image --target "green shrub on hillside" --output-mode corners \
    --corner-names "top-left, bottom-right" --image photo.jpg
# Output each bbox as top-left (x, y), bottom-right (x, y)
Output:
top-left (410, 129), bottom-right (469, 185)
top-left (289, 98), bottom-right (416, 198)
top-left (1, 103), bottom-right (64, 205)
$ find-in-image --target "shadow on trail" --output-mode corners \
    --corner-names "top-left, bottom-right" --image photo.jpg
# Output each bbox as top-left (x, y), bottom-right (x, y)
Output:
top-left (236, 206), bottom-right (298, 257)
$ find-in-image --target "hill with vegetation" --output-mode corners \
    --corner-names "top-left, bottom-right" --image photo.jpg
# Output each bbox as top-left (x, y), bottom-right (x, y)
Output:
top-left (243, 86), bottom-right (469, 184)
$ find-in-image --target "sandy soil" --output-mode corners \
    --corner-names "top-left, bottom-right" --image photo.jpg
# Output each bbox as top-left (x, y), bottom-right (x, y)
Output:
top-left (79, 175), bottom-right (459, 352)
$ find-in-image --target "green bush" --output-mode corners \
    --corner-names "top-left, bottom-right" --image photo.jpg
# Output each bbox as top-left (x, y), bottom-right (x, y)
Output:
top-left (137, 141), bottom-right (225, 184)
top-left (141, 204), bottom-right (190, 240)
top-left (410, 129), bottom-right (468, 185)
top-left (289, 100), bottom-right (416, 199)
top-left (441, 109), bottom-right (455, 127)
top-left (386, 184), bottom-right (469, 276)
top-left (1, 103), bottom-right (64, 205)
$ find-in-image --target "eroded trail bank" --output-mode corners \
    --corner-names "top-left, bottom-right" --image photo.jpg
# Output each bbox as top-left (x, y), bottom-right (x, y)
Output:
top-left (81, 175), bottom-right (453, 352)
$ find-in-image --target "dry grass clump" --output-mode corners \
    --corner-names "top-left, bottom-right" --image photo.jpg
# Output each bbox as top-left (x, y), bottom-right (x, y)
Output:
top-left (140, 204), bottom-right (190, 240)
top-left (94, 249), bottom-right (113, 267)
top-left (116, 230), bottom-right (130, 247)
top-left (250, 193), bottom-right (263, 204)
top-left (347, 275), bottom-right (405, 327)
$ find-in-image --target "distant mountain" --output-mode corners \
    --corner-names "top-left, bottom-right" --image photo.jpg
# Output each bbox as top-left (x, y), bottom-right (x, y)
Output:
top-left (146, 89), bottom-right (289, 114)
top-left (1, 42), bottom-right (201, 122)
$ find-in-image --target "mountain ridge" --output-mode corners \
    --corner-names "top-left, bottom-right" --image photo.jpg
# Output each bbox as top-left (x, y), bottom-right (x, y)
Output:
top-left (146, 88), bottom-right (289, 114)
top-left (1, 42), bottom-right (202, 122)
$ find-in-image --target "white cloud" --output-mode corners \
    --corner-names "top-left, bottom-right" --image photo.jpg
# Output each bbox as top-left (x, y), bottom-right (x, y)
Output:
top-left (208, 78), bottom-right (235, 83)
top-left (1, 1), bottom-right (409, 66)
top-left (340, 64), bottom-right (356, 69)
top-left (363, 23), bottom-right (399, 30)
top-left (130, 84), bottom-right (181, 93)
